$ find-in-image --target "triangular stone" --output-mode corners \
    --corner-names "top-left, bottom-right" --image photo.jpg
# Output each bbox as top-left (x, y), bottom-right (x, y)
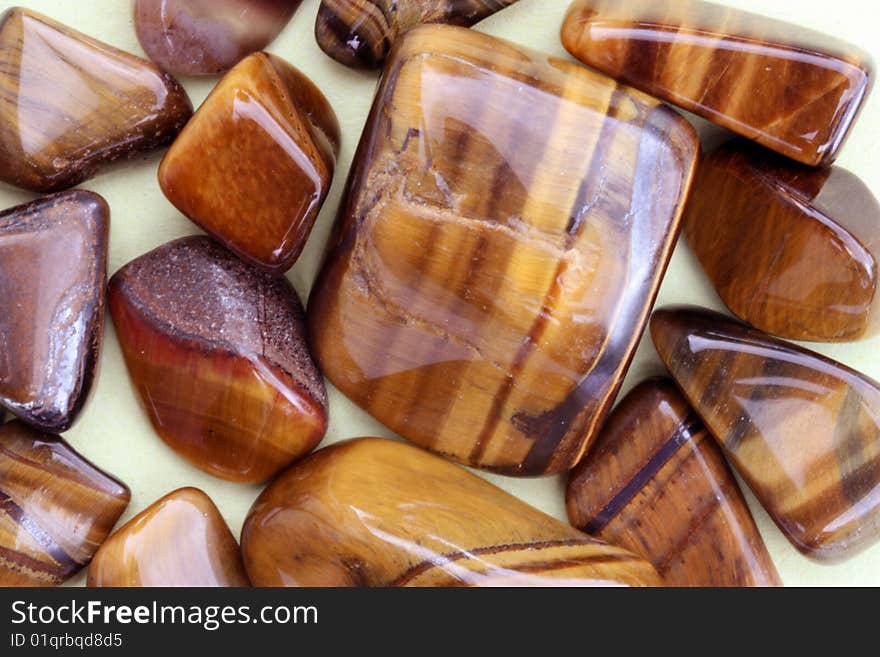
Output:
top-left (651, 306), bottom-right (880, 562)
top-left (0, 191), bottom-right (109, 432)
top-left (0, 7), bottom-right (193, 192)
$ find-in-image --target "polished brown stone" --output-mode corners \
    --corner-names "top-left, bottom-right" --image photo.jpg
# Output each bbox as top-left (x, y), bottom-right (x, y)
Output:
top-left (567, 378), bottom-right (781, 587)
top-left (0, 192), bottom-right (109, 433)
top-left (88, 488), bottom-right (250, 587)
top-left (308, 25), bottom-right (698, 475)
top-left (316, 0), bottom-right (520, 68)
top-left (561, 0), bottom-right (873, 166)
top-left (159, 53), bottom-right (339, 274)
top-left (684, 139), bottom-right (880, 342)
top-left (0, 8), bottom-right (193, 192)
top-left (241, 438), bottom-right (662, 586)
top-left (0, 421), bottom-right (130, 587)
top-left (652, 307), bottom-right (880, 562)
top-left (134, 0), bottom-right (302, 76)
top-left (109, 237), bottom-right (328, 483)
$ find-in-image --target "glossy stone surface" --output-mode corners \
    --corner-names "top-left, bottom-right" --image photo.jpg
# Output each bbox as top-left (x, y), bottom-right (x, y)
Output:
top-left (242, 438), bottom-right (662, 586)
top-left (316, 0), bottom-right (519, 69)
top-left (0, 192), bottom-right (109, 433)
top-left (0, 8), bottom-right (193, 193)
top-left (652, 307), bottom-right (880, 562)
top-left (685, 140), bottom-right (880, 342)
top-left (108, 237), bottom-right (328, 483)
top-left (0, 421), bottom-right (130, 587)
top-left (88, 488), bottom-right (249, 587)
top-left (567, 378), bottom-right (781, 587)
top-left (159, 53), bottom-right (339, 274)
top-left (134, 0), bottom-right (302, 76)
top-left (308, 25), bottom-right (698, 475)
top-left (561, 0), bottom-right (874, 166)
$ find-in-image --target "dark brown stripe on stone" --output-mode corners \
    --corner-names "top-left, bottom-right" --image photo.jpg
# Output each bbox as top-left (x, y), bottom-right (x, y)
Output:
top-left (581, 413), bottom-right (702, 534)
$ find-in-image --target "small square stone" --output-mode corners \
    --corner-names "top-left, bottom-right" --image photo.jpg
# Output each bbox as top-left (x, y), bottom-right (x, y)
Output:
top-left (159, 53), bottom-right (340, 274)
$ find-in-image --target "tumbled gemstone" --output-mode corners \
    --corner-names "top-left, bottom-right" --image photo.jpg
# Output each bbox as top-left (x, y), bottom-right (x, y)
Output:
top-left (567, 378), bottom-right (781, 587)
top-left (307, 25), bottom-right (698, 475)
top-left (651, 306), bottom-right (880, 562)
top-left (241, 438), bottom-right (662, 586)
top-left (684, 139), bottom-right (880, 342)
top-left (159, 53), bottom-right (339, 274)
top-left (108, 236), bottom-right (328, 483)
top-left (315, 0), bottom-right (520, 68)
top-left (134, 0), bottom-right (302, 76)
top-left (88, 488), bottom-right (250, 587)
top-left (0, 192), bottom-right (109, 433)
top-left (561, 0), bottom-right (873, 166)
top-left (0, 421), bottom-right (130, 587)
top-left (0, 8), bottom-right (193, 193)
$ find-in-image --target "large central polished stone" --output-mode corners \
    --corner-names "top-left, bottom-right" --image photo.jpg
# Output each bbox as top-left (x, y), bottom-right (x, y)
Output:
top-left (308, 25), bottom-right (698, 475)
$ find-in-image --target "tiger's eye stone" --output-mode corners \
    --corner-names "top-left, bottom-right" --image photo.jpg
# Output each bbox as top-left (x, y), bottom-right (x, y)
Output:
top-left (108, 236), bottom-right (328, 483)
top-left (159, 53), bottom-right (339, 274)
top-left (0, 8), bottom-right (193, 193)
top-left (0, 192), bottom-right (109, 433)
top-left (651, 306), bottom-right (880, 562)
top-left (315, 0), bottom-right (520, 69)
top-left (88, 488), bottom-right (250, 587)
top-left (0, 421), bottom-right (130, 587)
top-left (561, 0), bottom-right (873, 166)
top-left (134, 0), bottom-right (302, 76)
top-left (567, 378), bottom-right (781, 587)
top-left (241, 438), bottom-right (662, 586)
top-left (684, 140), bottom-right (880, 342)
top-left (308, 25), bottom-right (698, 475)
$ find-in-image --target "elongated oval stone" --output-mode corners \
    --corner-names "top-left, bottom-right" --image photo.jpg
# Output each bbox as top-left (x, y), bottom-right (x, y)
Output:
top-left (108, 236), bottom-right (328, 483)
top-left (0, 8), bottom-right (193, 193)
top-left (241, 438), bottom-right (662, 586)
top-left (567, 378), bottom-right (781, 586)
top-left (134, 0), bottom-right (302, 76)
top-left (561, 0), bottom-right (873, 166)
top-left (651, 306), bottom-right (880, 562)
top-left (159, 53), bottom-right (339, 274)
top-left (316, 0), bottom-right (520, 69)
top-left (684, 139), bottom-right (880, 343)
top-left (88, 488), bottom-right (250, 587)
top-left (0, 191), bottom-right (109, 433)
top-left (308, 25), bottom-right (698, 475)
top-left (0, 421), bottom-right (130, 587)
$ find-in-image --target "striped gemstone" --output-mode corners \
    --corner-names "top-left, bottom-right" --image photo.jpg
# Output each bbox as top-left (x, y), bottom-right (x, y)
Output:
top-left (0, 422), bottom-right (129, 587)
top-left (561, 0), bottom-right (873, 166)
top-left (307, 25), bottom-right (698, 475)
top-left (651, 307), bottom-right (880, 563)
top-left (567, 378), bottom-right (781, 586)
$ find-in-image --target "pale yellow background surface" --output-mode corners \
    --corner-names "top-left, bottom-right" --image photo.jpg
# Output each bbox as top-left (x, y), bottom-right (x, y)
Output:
top-left (1, 0), bottom-right (878, 587)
